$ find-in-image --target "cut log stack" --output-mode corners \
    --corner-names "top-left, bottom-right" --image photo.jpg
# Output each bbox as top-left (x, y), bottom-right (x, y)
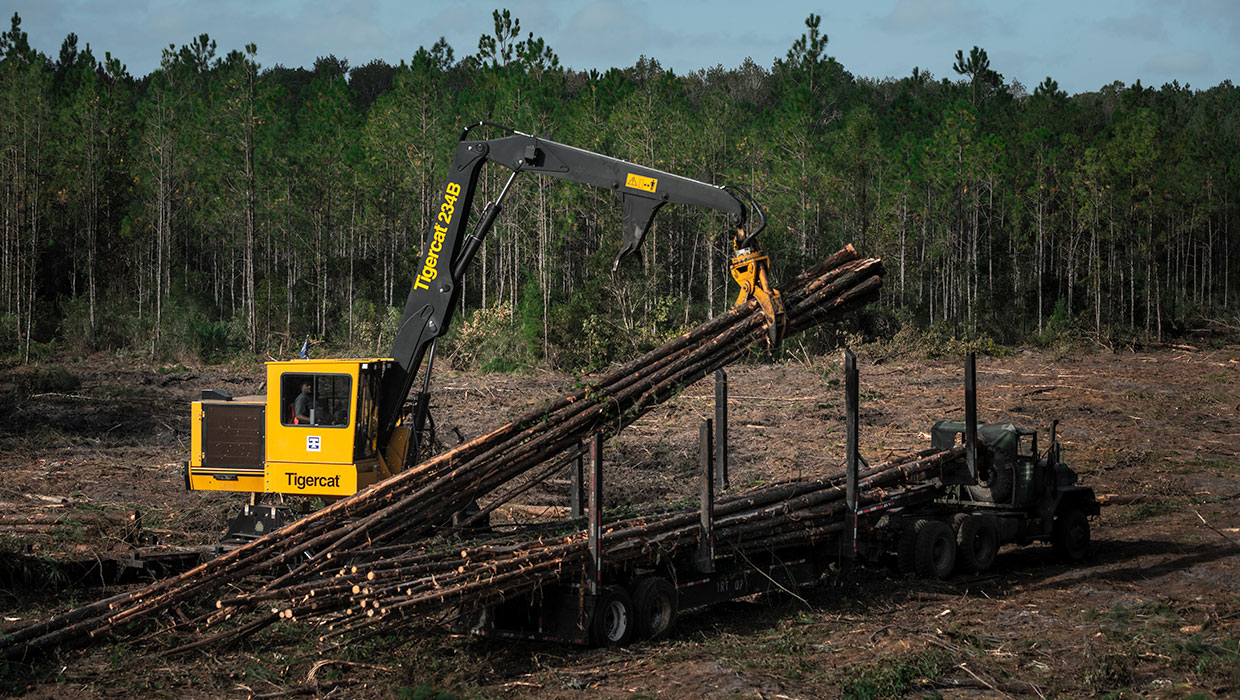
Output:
top-left (1, 245), bottom-right (886, 661)
top-left (203, 445), bottom-right (964, 651)
top-left (0, 509), bottom-right (142, 545)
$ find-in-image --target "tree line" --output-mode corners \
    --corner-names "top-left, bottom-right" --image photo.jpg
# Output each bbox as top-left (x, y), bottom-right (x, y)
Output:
top-left (1, 10), bottom-right (1236, 368)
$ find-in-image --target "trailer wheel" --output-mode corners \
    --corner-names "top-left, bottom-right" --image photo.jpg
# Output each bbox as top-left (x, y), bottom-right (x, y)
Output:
top-left (1052, 509), bottom-right (1090, 562)
top-left (591, 587), bottom-right (636, 647)
top-left (956, 515), bottom-right (999, 573)
top-left (913, 519), bottom-right (956, 579)
top-left (633, 577), bottom-right (678, 640)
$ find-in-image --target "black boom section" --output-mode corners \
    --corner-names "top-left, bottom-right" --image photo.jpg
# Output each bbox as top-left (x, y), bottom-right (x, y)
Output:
top-left (378, 141), bottom-right (489, 446)
top-left (377, 131), bottom-right (750, 454)
top-left (479, 135), bottom-right (746, 268)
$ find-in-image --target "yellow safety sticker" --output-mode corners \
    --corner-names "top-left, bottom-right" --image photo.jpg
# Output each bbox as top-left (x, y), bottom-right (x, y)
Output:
top-left (625, 173), bottom-right (658, 193)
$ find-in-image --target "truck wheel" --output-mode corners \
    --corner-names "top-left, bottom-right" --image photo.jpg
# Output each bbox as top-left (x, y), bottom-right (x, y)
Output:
top-left (956, 515), bottom-right (999, 573)
top-left (590, 587), bottom-right (636, 647)
top-left (913, 519), bottom-right (956, 579)
top-left (967, 463), bottom-right (1013, 503)
top-left (449, 605), bottom-right (490, 634)
top-left (1052, 509), bottom-right (1090, 562)
top-left (633, 577), bottom-right (678, 640)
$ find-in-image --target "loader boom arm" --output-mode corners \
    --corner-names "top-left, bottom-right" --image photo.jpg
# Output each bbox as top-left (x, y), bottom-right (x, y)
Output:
top-left (377, 125), bottom-right (759, 462)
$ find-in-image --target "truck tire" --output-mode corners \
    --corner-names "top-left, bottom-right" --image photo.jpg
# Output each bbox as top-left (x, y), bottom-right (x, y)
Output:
top-left (590, 587), bottom-right (636, 647)
top-left (967, 463), bottom-right (1013, 504)
top-left (956, 515), bottom-right (999, 573)
top-left (1052, 509), bottom-right (1090, 562)
top-left (633, 577), bottom-right (678, 640)
top-left (913, 519), bottom-right (956, 579)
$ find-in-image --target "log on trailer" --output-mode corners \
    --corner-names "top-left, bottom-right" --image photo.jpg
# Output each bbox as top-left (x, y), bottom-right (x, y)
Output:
top-left (203, 446), bottom-right (965, 650)
top-left (1, 245), bottom-right (882, 661)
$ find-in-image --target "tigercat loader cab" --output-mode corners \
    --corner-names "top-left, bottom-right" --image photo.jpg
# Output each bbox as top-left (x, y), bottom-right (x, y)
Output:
top-left (188, 359), bottom-right (394, 499)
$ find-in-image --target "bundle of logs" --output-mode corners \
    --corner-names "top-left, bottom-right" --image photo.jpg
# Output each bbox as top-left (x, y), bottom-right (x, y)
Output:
top-left (2, 245), bottom-right (884, 660)
top-left (193, 445), bottom-right (963, 653)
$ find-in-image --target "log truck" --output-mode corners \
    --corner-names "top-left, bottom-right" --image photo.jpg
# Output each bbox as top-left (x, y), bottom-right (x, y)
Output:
top-left (470, 353), bottom-right (1100, 646)
top-left (184, 123), bottom-right (785, 539)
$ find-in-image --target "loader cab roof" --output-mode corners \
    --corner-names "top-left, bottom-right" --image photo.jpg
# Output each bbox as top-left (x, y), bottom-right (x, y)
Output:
top-left (265, 358), bottom-right (393, 368)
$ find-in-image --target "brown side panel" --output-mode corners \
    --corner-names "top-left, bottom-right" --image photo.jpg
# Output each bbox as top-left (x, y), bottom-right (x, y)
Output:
top-left (203, 403), bottom-right (265, 468)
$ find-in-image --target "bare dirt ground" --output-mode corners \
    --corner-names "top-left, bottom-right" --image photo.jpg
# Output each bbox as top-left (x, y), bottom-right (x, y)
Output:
top-left (0, 338), bottom-right (1238, 699)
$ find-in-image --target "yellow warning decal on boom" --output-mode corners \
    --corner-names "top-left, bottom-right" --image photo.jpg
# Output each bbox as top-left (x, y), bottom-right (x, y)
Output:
top-left (625, 173), bottom-right (658, 193)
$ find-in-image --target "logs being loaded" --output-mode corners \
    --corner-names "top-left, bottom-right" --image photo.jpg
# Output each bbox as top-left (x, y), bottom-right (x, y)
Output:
top-left (1, 244), bottom-right (884, 660)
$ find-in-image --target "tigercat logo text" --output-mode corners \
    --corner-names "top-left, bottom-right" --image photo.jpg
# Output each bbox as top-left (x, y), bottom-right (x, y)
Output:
top-left (414, 182), bottom-right (462, 290)
top-left (285, 473), bottom-right (341, 490)
top-left (625, 173), bottom-right (657, 193)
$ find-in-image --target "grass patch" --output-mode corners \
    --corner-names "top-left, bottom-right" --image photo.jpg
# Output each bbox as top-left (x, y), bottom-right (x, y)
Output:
top-left (0, 549), bottom-right (68, 594)
top-left (1166, 634), bottom-right (1240, 687)
top-left (1202, 370), bottom-right (1234, 384)
top-left (1085, 602), bottom-right (1240, 689)
top-left (840, 650), bottom-right (946, 700)
top-left (1083, 652), bottom-right (1133, 693)
top-left (1109, 497), bottom-right (1177, 523)
top-left (1192, 456), bottom-right (1238, 472)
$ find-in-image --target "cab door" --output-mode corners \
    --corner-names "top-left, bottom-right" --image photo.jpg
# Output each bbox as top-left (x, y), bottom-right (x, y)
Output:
top-left (264, 361), bottom-right (361, 496)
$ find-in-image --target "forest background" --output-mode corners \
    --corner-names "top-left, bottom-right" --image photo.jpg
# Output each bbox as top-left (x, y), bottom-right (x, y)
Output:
top-left (1, 10), bottom-right (1237, 371)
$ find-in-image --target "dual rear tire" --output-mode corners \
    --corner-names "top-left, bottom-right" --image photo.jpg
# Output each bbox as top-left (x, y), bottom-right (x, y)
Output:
top-left (899, 514), bottom-right (1001, 579)
top-left (955, 514), bottom-right (999, 573)
top-left (590, 576), bottom-right (679, 647)
top-left (590, 587), bottom-right (636, 646)
top-left (898, 518), bottom-right (956, 579)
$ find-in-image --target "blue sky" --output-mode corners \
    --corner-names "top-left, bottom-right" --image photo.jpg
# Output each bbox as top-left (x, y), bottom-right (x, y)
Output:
top-left (9, 0), bottom-right (1238, 95)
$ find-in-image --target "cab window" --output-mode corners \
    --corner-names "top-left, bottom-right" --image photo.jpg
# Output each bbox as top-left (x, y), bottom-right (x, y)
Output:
top-left (282, 374), bottom-right (351, 428)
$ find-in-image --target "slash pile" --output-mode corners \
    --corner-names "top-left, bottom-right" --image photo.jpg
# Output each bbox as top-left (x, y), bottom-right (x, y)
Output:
top-left (2, 245), bottom-right (885, 660)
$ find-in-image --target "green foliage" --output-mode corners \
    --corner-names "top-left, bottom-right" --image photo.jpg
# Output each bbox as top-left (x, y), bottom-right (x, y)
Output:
top-left (0, 10), bottom-right (1237, 370)
top-left (338, 297), bottom-right (387, 357)
top-left (0, 543), bottom-right (69, 598)
top-left (883, 321), bottom-right (1007, 359)
top-left (0, 314), bottom-right (18, 354)
top-left (155, 298), bottom-right (250, 362)
top-left (1171, 635), bottom-right (1240, 686)
top-left (840, 651), bottom-right (946, 700)
top-left (1083, 653), bottom-right (1134, 693)
top-left (1034, 298), bottom-right (1074, 346)
top-left (518, 278), bottom-right (544, 360)
top-left (443, 301), bottom-right (528, 373)
top-left (1111, 497), bottom-right (1176, 523)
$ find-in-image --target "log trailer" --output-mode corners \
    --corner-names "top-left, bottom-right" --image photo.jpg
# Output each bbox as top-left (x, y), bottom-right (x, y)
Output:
top-left (468, 353), bottom-right (1099, 646)
top-left (184, 123), bottom-right (785, 540)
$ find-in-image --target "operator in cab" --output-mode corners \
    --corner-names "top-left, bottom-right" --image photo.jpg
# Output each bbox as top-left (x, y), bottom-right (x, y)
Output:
top-left (294, 380), bottom-right (318, 424)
